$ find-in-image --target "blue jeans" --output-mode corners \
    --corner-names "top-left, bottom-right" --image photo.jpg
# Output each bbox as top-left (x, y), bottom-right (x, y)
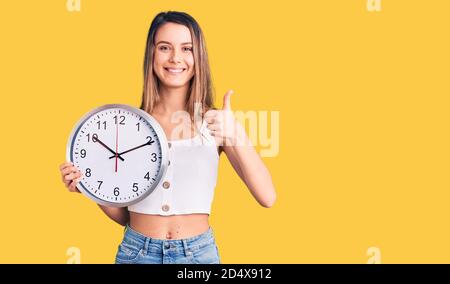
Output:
top-left (115, 224), bottom-right (221, 264)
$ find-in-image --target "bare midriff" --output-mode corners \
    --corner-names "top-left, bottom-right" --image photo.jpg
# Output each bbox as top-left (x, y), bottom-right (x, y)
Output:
top-left (129, 211), bottom-right (210, 240)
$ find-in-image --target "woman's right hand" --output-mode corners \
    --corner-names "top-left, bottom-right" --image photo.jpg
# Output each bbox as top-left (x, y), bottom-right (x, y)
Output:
top-left (59, 161), bottom-right (82, 193)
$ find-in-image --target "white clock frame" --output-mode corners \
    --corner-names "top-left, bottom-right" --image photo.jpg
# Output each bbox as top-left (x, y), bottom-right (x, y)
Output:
top-left (66, 104), bottom-right (169, 207)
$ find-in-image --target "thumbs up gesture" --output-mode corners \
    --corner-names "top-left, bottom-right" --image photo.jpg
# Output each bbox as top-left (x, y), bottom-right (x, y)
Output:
top-left (205, 90), bottom-right (241, 146)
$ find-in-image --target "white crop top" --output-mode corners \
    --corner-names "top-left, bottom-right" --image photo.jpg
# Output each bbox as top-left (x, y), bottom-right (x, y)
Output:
top-left (128, 120), bottom-right (219, 216)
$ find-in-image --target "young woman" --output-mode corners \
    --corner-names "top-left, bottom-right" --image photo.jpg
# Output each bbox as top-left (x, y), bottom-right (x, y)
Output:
top-left (59, 11), bottom-right (276, 264)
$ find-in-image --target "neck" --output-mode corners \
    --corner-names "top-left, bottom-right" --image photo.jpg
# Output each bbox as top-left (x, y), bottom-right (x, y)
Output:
top-left (156, 84), bottom-right (190, 114)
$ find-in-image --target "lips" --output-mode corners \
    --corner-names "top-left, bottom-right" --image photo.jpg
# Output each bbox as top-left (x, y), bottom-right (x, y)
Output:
top-left (164, 67), bottom-right (186, 74)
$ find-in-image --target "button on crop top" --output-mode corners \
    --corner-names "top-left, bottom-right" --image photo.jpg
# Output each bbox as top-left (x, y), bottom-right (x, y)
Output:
top-left (128, 120), bottom-right (219, 216)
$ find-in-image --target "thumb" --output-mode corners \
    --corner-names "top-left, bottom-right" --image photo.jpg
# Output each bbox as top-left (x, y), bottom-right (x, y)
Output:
top-left (222, 90), bottom-right (234, 110)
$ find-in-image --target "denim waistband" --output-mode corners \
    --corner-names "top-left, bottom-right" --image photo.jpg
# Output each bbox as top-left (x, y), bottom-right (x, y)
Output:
top-left (122, 224), bottom-right (216, 255)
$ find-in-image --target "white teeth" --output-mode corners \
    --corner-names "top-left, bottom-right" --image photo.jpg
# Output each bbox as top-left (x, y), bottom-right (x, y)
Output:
top-left (165, 68), bottom-right (185, 73)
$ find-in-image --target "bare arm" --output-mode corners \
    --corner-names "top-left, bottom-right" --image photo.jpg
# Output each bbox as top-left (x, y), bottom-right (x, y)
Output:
top-left (222, 124), bottom-right (277, 208)
top-left (206, 91), bottom-right (276, 208)
top-left (97, 205), bottom-right (129, 226)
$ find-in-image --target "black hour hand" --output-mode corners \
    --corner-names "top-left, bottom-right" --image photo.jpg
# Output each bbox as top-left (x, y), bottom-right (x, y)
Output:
top-left (93, 136), bottom-right (125, 161)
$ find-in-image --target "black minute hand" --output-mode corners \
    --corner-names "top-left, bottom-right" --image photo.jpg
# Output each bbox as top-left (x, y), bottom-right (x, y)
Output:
top-left (108, 140), bottom-right (154, 159)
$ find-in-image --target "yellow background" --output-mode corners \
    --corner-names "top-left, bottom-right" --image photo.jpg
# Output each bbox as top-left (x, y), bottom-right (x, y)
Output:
top-left (0, 0), bottom-right (449, 263)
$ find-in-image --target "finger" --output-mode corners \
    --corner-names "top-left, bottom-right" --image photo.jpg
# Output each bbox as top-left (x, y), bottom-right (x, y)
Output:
top-left (204, 110), bottom-right (218, 118)
top-left (68, 175), bottom-right (82, 191)
top-left (207, 114), bottom-right (223, 125)
top-left (205, 117), bottom-right (215, 124)
top-left (64, 172), bottom-right (76, 182)
top-left (63, 169), bottom-right (78, 186)
top-left (209, 129), bottom-right (223, 137)
top-left (206, 123), bottom-right (221, 131)
top-left (222, 90), bottom-right (234, 111)
top-left (69, 178), bottom-right (81, 193)
top-left (65, 172), bottom-right (82, 187)
top-left (64, 171), bottom-right (81, 182)
top-left (59, 161), bottom-right (74, 171)
top-left (61, 166), bottom-right (79, 177)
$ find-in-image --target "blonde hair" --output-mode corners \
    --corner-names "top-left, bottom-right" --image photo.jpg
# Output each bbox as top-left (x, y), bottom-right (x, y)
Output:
top-left (140, 11), bottom-right (215, 122)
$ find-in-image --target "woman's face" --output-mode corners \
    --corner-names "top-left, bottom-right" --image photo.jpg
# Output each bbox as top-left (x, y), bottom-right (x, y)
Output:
top-left (153, 22), bottom-right (195, 89)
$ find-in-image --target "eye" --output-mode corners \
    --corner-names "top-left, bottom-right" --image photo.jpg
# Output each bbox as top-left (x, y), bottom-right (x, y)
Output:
top-left (158, 45), bottom-right (170, 51)
top-left (182, 46), bottom-right (193, 52)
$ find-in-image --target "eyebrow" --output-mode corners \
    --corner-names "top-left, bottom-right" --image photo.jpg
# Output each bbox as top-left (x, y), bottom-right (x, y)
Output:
top-left (156, 41), bottom-right (192, 45)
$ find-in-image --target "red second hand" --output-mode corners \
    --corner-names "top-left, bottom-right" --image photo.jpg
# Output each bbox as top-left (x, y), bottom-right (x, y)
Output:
top-left (115, 118), bottom-right (119, 173)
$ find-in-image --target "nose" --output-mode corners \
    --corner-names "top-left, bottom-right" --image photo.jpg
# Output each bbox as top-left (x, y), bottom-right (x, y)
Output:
top-left (169, 50), bottom-right (182, 63)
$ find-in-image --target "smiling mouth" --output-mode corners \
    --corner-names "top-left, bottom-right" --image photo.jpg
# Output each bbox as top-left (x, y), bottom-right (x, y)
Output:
top-left (164, 67), bottom-right (186, 74)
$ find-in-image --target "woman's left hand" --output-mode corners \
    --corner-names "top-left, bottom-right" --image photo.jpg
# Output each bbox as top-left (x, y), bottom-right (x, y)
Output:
top-left (204, 90), bottom-right (243, 146)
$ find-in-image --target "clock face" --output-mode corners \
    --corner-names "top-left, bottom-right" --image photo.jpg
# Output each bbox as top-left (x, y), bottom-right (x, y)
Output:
top-left (66, 104), bottom-right (168, 207)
